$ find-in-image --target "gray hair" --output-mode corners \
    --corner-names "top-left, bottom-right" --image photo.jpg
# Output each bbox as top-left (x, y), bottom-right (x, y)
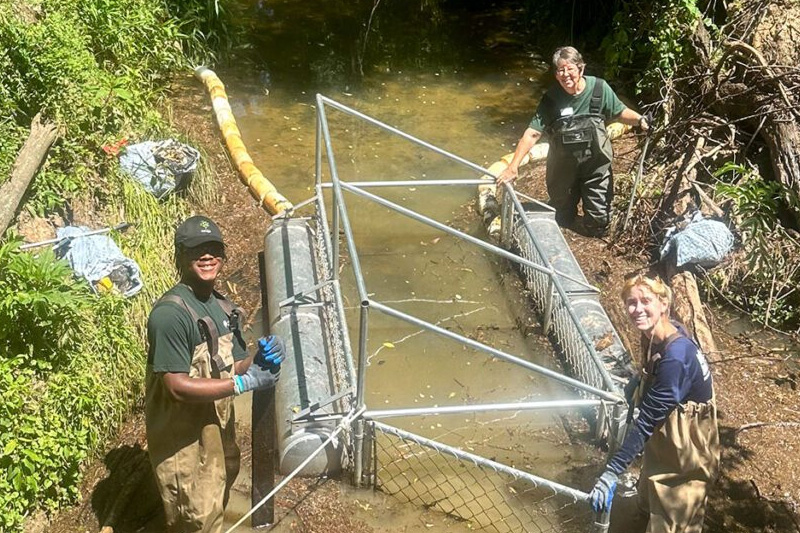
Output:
top-left (552, 46), bottom-right (585, 69)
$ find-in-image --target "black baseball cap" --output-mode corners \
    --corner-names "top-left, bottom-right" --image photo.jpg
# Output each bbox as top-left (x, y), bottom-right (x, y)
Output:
top-left (174, 215), bottom-right (225, 249)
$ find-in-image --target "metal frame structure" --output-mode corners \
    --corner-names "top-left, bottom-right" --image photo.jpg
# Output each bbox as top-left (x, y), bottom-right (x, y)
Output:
top-left (313, 95), bottom-right (627, 531)
top-left (231, 95), bottom-right (628, 533)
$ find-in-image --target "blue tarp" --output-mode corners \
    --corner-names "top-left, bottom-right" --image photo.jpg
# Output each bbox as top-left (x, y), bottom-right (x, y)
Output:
top-left (660, 212), bottom-right (734, 268)
top-left (57, 226), bottom-right (143, 297)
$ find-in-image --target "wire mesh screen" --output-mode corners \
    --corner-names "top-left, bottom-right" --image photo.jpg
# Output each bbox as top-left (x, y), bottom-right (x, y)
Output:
top-left (370, 421), bottom-right (597, 533)
top-left (507, 212), bottom-right (615, 397)
top-left (307, 209), bottom-right (356, 414)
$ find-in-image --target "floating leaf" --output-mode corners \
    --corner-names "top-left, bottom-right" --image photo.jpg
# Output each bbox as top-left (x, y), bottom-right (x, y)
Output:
top-left (383, 342), bottom-right (395, 349)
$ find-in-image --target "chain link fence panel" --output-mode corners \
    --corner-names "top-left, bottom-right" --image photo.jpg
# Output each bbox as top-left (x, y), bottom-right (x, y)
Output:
top-left (369, 421), bottom-right (602, 533)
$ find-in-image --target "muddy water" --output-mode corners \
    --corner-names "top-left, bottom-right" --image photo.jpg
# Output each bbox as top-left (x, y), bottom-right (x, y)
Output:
top-left (221, 1), bottom-right (598, 530)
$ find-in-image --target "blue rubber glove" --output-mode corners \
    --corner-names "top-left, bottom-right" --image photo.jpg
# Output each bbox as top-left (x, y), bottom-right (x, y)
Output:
top-left (256, 335), bottom-right (285, 368)
top-left (589, 471), bottom-right (618, 513)
top-left (233, 362), bottom-right (279, 396)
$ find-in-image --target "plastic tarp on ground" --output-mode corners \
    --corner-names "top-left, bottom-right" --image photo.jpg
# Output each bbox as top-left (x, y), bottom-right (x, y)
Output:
top-left (660, 212), bottom-right (735, 268)
top-left (119, 140), bottom-right (200, 198)
top-left (57, 226), bottom-right (143, 297)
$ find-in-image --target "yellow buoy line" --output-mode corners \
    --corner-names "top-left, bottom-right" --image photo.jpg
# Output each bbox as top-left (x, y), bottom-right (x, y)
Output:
top-left (194, 67), bottom-right (293, 215)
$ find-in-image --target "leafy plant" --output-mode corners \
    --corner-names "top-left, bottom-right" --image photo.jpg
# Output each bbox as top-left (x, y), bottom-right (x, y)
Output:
top-left (711, 163), bottom-right (800, 328)
top-left (0, 0), bottom-right (223, 529)
top-left (601, 0), bottom-right (711, 94)
top-left (163, 0), bottom-right (241, 66)
top-left (0, 240), bottom-right (143, 531)
top-left (0, 241), bottom-right (89, 373)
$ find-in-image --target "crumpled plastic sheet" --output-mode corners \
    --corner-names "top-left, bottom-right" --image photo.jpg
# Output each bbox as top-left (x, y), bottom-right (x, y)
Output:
top-left (118, 139), bottom-right (200, 198)
top-left (57, 226), bottom-right (144, 298)
top-left (660, 212), bottom-right (734, 268)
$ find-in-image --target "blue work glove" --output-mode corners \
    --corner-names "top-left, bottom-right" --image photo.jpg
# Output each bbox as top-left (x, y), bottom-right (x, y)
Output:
top-left (232, 362), bottom-right (279, 396)
top-left (589, 470), bottom-right (618, 513)
top-left (256, 335), bottom-right (285, 369)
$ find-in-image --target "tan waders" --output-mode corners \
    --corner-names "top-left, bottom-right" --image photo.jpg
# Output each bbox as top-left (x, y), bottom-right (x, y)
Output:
top-left (146, 295), bottom-right (242, 533)
top-left (638, 397), bottom-right (720, 533)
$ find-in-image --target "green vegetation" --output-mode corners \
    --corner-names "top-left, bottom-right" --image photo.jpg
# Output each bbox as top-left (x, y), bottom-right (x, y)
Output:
top-left (713, 164), bottom-right (800, 328)
top-left (0, 0), bottom-right (233, 529)
top-left (602, 0), bottom-right (709, 93)
top-left (0, 241), bottom-right (141, 528)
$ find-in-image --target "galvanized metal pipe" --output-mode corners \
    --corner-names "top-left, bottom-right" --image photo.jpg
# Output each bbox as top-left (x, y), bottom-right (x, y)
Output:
top-left (369, 300), bottom-right (621, 402)
top-left (316, 94), bottom-right (369, 303)
top-left (315, 112), bottom-right (323, 188)
top-left (543, 275), bottom-right (555, 332)
top-left (355, 302), bottom-right (370, 409)
top-left (352, 418), bottom-right (365, 488)
top-left (320, 179), bottom-right (495, 187)
top-left (372, 421), bottom-right (589, 502)
top-left (364, 399), bottom-right (604, 419)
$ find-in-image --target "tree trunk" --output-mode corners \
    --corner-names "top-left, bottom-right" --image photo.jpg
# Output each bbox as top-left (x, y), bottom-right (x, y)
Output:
top-left (0, 113), bottom-right (59, 237)
top-left (713, 38), bottom-right (800, 224)
top-left (659, 138), bottom-right (720, 361)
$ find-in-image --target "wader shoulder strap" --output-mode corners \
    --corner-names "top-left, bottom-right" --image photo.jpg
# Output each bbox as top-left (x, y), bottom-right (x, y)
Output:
top-left (638, 330), bottom-right (686, 403)
top-left (212, 290), bottom-right (246, 331)
top-left (159, 293), bottom-right (227, 372)
top-left (212, 290), bottom-right (248, 356)
top-left (643, 331), bottom-right (684, 375)
top-left (589, 78), bottom-right (604, 115)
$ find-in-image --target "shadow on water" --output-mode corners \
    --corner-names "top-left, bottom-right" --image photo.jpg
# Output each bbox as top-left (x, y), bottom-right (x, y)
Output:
top-left (242, 0), bottom-right (536, 85)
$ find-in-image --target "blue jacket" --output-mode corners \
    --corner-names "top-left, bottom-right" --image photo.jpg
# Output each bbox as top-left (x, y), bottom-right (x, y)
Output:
top-left (607, 326), bottom-right (713, 475)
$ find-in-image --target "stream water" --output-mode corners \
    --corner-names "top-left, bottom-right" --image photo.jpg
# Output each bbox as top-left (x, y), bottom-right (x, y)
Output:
top-left (220, 1), bottom-right (601, 531)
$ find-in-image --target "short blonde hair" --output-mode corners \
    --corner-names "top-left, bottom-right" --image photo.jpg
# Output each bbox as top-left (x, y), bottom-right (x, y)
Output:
top-left (621, 274), bottom-right (672, 308)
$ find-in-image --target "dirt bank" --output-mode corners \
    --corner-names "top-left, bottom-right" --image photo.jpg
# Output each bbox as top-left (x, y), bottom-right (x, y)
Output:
top-left (43, 74), bottom-right (800, 533)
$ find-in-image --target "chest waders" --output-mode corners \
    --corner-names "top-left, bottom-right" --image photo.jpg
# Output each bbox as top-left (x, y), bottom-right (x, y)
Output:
top-left (634, 334), bottom-right (720, 533)
top-left (145, 292), bottom-right (245, 533)
top-left (544, 79), bottom-right (615, 234)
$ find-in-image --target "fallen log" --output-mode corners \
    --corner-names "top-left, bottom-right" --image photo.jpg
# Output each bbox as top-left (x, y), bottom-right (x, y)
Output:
top-left (0, 113), bottom-right (59, 236)
top-left (659, 138), bottom-right (719, 361)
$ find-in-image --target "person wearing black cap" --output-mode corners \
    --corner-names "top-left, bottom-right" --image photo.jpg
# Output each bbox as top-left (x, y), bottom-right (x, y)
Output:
top-left (145, 215), bottom-right (285, 533)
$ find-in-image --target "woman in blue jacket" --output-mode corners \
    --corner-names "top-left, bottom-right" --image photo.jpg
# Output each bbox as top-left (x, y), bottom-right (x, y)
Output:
top-left (589, 274), bottom-right (720, 532)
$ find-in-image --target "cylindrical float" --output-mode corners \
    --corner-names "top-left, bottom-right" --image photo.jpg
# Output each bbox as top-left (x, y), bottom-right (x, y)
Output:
top-left (263, 218), bottom-right (343, 475)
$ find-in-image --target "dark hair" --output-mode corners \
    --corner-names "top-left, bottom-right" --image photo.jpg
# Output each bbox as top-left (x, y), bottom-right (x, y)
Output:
top-left (552, 46), bottom-right (585, 69)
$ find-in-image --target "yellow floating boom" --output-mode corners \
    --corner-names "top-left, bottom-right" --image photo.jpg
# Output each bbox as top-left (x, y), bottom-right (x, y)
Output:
top-left (194, 67), bottom-right (293, 215)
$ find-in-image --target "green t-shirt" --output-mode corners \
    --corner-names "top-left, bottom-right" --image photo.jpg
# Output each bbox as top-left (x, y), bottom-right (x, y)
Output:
top-left (147, 283), bottom-right (247, 373)
top-left (528, 76), bottom-right (626, 133)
